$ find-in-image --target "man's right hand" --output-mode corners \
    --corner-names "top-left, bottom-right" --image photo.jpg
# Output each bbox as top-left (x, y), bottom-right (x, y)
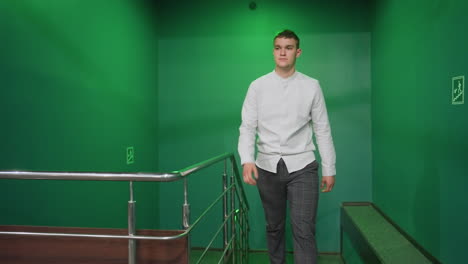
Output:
top-left (242, 163), bottom-right (258, 185)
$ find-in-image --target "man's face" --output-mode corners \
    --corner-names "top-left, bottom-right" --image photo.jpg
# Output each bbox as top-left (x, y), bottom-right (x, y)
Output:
top-left (273, 37), bottom-right (302, 70)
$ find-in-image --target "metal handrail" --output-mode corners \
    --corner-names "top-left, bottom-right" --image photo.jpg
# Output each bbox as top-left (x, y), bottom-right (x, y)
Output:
top-left (0, 153), bottom-right (249, 209)
top-left (175, 153), bottom-right (231, 177)
top-left (0, 153), bottom-right (228, 181)
top-left (0, 152), bottom-right (249, 263)
top-left (0, 171), bottom-right (180, 182)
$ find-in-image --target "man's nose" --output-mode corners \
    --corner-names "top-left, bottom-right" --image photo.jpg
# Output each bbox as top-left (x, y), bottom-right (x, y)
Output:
top-left (280, 49), bottom-right (286, 55)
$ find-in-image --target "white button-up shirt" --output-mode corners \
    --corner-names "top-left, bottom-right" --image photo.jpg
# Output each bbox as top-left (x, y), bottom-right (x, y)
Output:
top-left (238, 70), bottom-right (336, 176)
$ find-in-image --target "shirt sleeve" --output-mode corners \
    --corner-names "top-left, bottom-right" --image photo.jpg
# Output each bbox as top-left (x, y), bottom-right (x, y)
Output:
top-left (311, 82), bottom-right (336, 176)
top-left (238, 82), bottom-right (258, 165)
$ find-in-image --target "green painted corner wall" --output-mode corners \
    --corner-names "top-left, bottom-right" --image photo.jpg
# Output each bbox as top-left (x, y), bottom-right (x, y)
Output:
top-left (372, 0), bottom-right (468, 263)
top-left (0, 1), bottom-right (160, 229)
top-left (156, 0), bottom-right (373, 251)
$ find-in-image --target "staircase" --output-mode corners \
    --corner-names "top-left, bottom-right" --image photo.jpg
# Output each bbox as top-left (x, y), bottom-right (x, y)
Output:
top-left (0, 153), bottom-right (249, 264)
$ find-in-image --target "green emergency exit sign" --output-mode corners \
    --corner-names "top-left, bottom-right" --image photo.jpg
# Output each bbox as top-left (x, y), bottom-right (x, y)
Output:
top-left (127, 146), bottom-right (134, 164)
top-left (452, 76), bottom-right (464, 105)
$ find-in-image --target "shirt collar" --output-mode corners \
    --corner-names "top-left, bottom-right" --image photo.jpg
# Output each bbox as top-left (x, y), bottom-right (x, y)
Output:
top-left (272, 70), bottom-right (298, 83)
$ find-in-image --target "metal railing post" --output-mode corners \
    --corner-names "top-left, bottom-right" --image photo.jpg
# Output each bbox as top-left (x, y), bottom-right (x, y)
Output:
top-left (239, 209), bottom-right (243, 264)
top-left (230, 159), bottom-right (236, 263)
top-left (128, 181), bottom-right (137, 264)
top-left (182, 177), bottom-right (191, 263)
top-left (182, 177), bottom-right (190, 230)
top-left (245, 211), bottom-right (250, 264)
top-left (222, 159), bottom-right (228, 261)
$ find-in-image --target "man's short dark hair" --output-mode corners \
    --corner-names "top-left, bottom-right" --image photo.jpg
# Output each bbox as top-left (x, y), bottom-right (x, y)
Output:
top-left (274, 29), bottom-right (300, 48)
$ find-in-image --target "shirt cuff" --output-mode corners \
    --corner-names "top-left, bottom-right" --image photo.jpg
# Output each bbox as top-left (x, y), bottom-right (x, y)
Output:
top-left (240, 157), bottom-right (255, 165)
top-left (321, 166), bottom-right (336, 177)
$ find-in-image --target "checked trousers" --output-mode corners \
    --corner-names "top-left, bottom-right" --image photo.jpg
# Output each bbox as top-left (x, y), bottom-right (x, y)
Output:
top-left (257, 158), bottom-right (319, 264)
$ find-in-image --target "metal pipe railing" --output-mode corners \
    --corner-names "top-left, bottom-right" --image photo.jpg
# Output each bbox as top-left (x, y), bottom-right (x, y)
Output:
top-left (229, 155), bottom-right (249, 211)
top-left (182, 177), bottom-right (190, 230)
top-left (230, 159), bottom-right (236, 264)
top-left (194, 210), bottom-right (236, 264)
top-left (0, 152), bottom-right (249, 264)
top-left (128, 181), bottom-right (136, 264)
top-left (223, 159), bottom-right (228, 251)
top-left (0, 171), bottom-right (180, 182)
top-left (174, 153), bottom-right (233, 177)
top-left (0, 186), bottom-right (233, 241)
top-left (0, 154), bottom-right (240, 183)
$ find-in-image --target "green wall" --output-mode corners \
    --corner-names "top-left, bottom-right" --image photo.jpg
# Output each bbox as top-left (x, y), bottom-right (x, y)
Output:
top-left (5, 1), bottom-right (463, 261)
top-left (372, 0), bottom-right (468, 263)
top-left (156, 0), bottom-right (373, 251)
top-left (0, 1), bottom-right (160, 229)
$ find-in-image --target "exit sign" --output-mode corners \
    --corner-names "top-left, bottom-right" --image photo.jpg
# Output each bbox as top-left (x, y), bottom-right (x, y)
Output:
top-left (127, 146), bottom-right (134, 164)
top-left (452, 76), bottom-right (464, 105)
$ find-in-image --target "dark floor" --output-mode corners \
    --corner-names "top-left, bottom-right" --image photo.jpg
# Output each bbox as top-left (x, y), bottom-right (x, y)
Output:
top-left (249, 252), bottom-right (344, 264)
top-left (191, 250), bottom-right (344, 263)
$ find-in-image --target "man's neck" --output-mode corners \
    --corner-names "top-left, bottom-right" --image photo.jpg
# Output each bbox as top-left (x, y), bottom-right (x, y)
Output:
top-left (275, 66), bottom-right (296, 79)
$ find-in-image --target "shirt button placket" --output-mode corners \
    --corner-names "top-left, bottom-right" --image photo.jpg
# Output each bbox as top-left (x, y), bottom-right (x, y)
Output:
top-left (280, 80), bottom-right (288, 157)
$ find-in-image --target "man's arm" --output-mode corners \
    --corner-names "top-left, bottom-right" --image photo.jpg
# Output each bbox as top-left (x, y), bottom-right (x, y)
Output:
top-left (238, 83), bottom-right (258, 185)
top-left (311, 82), bottom-right (336, 191)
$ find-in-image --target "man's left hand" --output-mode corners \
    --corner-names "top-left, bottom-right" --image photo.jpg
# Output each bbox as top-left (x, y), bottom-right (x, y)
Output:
top-left (321, 176), bottom-right (335, 192)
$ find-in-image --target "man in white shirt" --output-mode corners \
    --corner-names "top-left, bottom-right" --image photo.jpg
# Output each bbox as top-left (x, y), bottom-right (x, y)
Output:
top-left (238, 30), bottom-right (336, 264)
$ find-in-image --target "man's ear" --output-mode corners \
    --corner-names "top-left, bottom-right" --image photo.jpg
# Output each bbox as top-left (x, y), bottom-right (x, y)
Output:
top-left (296, 48), bottom-right (302, 58)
